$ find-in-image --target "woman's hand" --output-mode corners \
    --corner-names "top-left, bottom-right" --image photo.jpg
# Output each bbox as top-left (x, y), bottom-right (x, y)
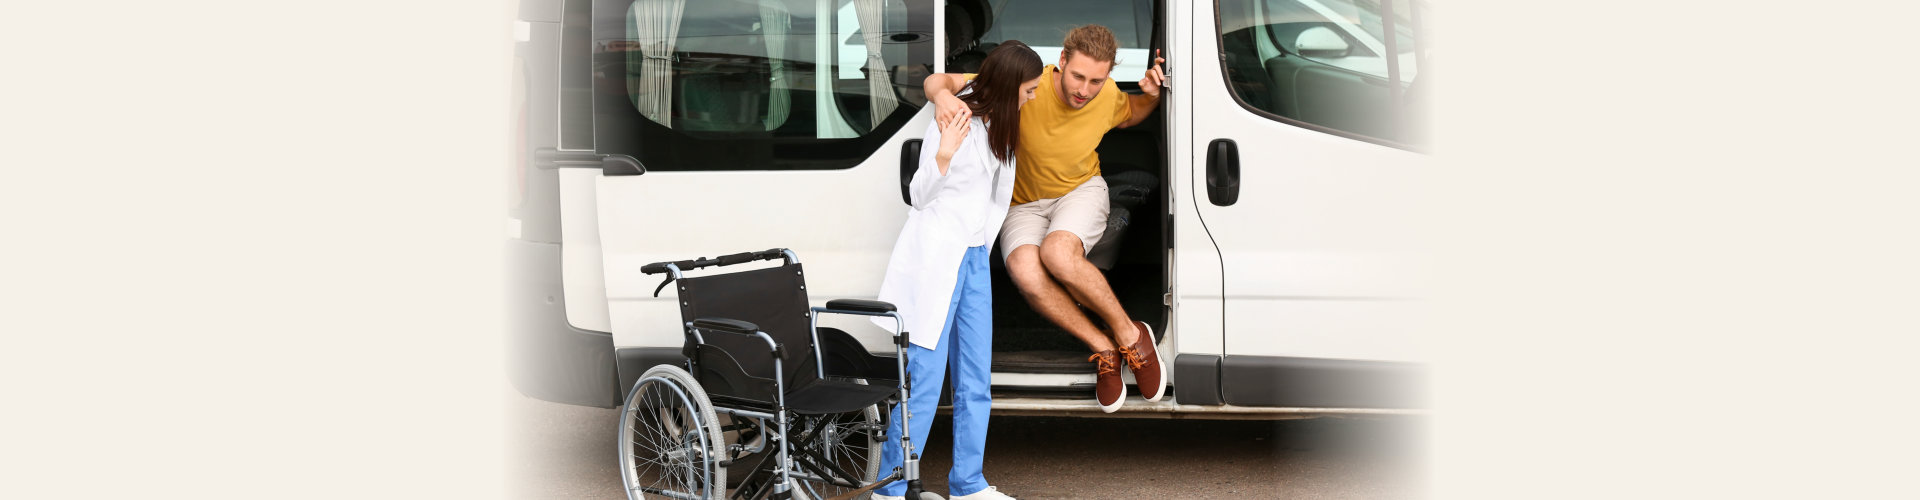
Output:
top-left (933, 107), bottom-right (971, 175)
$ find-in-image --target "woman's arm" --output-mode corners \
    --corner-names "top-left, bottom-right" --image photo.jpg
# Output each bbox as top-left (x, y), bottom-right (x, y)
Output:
top-left (907, 112), bottom-right (973, 209)
top-left (932, 109), bottom-right (971, 176)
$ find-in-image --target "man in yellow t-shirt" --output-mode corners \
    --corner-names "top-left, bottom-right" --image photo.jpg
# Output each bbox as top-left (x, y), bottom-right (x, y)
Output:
top-left (922, 25), bottom-right (1165, 413)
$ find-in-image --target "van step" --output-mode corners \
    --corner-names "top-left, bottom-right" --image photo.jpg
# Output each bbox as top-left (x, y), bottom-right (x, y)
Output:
top-left (989, 350), bottom-right (1095, 374)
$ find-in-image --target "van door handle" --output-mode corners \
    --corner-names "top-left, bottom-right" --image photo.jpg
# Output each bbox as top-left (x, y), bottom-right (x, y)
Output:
top-left (900, 139), bottom-right (922, 205)
top-left (1206, 139), bottom-right (1240, 206)
top-left (533, 148), bottom-right (645, 176)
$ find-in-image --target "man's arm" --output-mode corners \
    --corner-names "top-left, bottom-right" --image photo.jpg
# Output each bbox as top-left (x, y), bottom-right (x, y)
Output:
top-left (1118, 52), bottom-right (1167, 129)
top-left (1118, 92), bottom-right (1161, 129)
top-left (923, 73), bottom-right (971, 123)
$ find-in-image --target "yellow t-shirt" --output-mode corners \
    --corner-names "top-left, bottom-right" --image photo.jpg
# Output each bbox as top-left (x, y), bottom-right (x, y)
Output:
top-left (966, 65), bottom-right (1131, 205)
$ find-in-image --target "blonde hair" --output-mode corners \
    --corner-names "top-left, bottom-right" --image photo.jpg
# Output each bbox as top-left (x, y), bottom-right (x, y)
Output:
top-left (1061, 25), bottom-right (1119, 67)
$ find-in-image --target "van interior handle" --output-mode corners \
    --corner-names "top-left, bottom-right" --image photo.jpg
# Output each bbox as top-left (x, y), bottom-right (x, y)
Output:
top-left (1206, 139), bottom-right (1240, 206)
top-left (900, 139), bottom-right (923, 205)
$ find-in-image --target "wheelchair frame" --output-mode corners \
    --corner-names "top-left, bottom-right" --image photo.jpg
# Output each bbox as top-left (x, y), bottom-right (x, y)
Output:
top-left (621, 249), bottom-right (931, 500)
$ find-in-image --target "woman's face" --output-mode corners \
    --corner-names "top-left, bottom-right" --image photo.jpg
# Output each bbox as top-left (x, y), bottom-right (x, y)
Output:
top-left (1017, 77), bottom-right (1042, 110)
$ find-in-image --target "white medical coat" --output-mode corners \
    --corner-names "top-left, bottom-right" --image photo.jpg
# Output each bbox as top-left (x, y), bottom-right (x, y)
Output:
top-left (872, 116), bottom-right (1016, 349)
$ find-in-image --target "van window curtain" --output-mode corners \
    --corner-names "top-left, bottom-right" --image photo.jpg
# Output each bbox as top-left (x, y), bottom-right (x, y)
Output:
top-left (854, 0), bottom-right (897, 130)
top-left (628, 0), bottom-right (687, 127)
top-left (759, 4), bottom-right (793, 131)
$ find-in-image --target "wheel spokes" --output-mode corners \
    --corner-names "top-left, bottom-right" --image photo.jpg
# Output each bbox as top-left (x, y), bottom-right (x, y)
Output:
top-left (625, 378), bottom-right (715, 499)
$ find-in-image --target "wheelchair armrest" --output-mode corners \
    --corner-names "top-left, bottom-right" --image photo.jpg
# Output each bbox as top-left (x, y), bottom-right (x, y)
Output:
top-left (689, 318), bottom-right (780, 354)
top-left (824, 299), bottom-right (896, 314)
top-left (813, 303), bottom-right (906, 340)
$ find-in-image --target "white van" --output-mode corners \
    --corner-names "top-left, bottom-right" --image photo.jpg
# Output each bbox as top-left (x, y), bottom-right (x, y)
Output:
top-left (507, 0), bottom-right (1432, 417)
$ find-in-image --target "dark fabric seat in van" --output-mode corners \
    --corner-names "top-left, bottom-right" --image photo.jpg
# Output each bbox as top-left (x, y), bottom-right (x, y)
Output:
top-left (1089, 169), bottom-right (1157, 270)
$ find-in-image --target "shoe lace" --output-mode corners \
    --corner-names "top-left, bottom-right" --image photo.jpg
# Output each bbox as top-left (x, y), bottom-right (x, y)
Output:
top-left (1117, 344), bottom-right (1147, 371)
top-left (1088, 352), bottom-right (1119, 375)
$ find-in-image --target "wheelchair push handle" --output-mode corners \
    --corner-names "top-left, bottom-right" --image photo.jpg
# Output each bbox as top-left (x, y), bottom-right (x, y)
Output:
top-left (641, 248), bottom-right (791, 276)
top-left (642, 248), bottom-right (798, 297)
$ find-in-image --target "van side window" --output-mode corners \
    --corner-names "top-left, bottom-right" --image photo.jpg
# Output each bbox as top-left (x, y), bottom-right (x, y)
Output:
top-left (954, 0), bottom-right (1155, 80)
top-left (592, 0), bottom-right (935, 171)
top-left (1217, 0), bottom-right (1428, 149)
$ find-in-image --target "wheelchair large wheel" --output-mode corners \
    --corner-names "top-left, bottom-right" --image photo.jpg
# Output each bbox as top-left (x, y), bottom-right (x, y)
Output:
top-left (621, 365), bottom-right (727, 500)
top-left (788, 403), bottom-right (884, 500)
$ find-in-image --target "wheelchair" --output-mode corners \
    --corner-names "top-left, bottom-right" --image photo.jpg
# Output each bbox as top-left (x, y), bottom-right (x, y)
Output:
top-left (621, 249), bottom-right (937, 500)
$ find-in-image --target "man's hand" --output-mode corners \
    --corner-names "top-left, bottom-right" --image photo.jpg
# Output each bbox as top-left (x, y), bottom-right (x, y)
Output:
top-left (1140, 49), bottom-right (1166, 98)
top-left (1119, 50), bottom-right (1167, 128)
top-left (924, 73), bottom-right (971, 124)
top-left (935, 91), bottom-right (970, 125)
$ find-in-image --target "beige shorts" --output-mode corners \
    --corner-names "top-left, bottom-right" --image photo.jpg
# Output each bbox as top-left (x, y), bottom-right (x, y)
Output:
top-left (999, 175), bottom-right (1109, 259)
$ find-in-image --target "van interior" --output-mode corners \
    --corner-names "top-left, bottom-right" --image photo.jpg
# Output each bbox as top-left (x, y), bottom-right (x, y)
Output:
top-left (945, 0), bottom-right (1173, 390)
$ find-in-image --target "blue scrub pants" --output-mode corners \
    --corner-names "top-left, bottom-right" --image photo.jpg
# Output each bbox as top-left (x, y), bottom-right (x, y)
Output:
top-left (876, 245), bottom-right (993, 497)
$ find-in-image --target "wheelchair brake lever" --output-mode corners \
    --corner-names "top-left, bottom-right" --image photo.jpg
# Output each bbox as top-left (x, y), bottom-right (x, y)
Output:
top-left (652, 275), bottom-right (675, 297)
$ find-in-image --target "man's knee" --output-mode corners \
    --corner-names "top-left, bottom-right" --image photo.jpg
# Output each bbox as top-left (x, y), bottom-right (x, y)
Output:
top-left (1005, 245), bottom-right (1046, 286)
top-left (1038, 231), bottom-right (1087, 271)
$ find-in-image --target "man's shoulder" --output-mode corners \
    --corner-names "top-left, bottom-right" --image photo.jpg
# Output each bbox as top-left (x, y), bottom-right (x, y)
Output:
top-left (1099, 78), bottom-right (1127, 104)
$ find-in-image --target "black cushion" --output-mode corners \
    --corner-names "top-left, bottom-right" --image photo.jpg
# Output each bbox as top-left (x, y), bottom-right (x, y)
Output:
top-left (784, 378), bottom-right (898, 415)
top-left (825, 298), bottom-right (897, 314)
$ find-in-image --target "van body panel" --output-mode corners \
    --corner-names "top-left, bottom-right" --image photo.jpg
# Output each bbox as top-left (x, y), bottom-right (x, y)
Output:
top-left (558, 169), bottom-right (612, 332)
top-left (518, 0), bottom-right (561, 22)
top-left (595, 111), bottom-right (935, 351)
top-left (1218, 355), bottom-right (1427, 409)
top-left (1172, 353), bottom-right (1225, 405)
top-left (506, 237), bottom-right (618, 407)
top-left (1191, 0), bottom-right (1427, 363)
top-left (1167, 1), bottom-right (1228, 360)
top-left (513, 21), bottom-right (563, 244)
top-left (507, 9), bottom-right (619, 406)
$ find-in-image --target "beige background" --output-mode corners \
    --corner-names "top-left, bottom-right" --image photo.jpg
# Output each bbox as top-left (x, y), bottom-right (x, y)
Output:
top-left (5, 0), bottom-right (1918, 498)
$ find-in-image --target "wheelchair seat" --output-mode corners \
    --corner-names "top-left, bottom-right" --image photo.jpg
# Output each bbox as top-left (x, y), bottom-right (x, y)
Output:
top-left (784, 378), bottom-right (899, 415)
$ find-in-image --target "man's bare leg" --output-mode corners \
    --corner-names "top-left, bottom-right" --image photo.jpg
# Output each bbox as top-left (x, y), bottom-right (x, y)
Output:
top-left (1036, 231), bottom-right (1139, 346)
top-left (1004, 243), bottom-right (1115, 352)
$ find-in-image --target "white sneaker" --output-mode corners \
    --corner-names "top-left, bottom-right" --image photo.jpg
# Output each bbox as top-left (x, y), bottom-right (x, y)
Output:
top-left (950, 486), bottom-right (1017, 500)
top-left (871, 493), bottom-right (945, 500)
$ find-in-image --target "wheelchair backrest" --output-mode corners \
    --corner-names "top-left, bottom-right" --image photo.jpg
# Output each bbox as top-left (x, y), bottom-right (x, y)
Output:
top-left (675, 262), bottom-right (818, 393)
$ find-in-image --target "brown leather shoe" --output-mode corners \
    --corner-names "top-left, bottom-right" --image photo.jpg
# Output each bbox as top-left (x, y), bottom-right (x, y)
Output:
top-left (1088, 349), bottom-right (1124, 413)
top-left (1118, 320), bottom-right (1167, 402)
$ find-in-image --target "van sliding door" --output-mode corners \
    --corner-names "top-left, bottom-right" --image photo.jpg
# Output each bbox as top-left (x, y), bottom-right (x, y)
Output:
top-left (588, 0), bottom-right (938, 358)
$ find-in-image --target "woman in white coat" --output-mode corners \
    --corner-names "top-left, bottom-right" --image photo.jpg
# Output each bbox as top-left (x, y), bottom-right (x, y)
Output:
top-left (870, 41), bottom-right (1043, 500)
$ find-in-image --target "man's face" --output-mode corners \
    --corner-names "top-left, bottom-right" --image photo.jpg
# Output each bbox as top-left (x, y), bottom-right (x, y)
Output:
top-left (1055, 52), bottom-right (1114, 110)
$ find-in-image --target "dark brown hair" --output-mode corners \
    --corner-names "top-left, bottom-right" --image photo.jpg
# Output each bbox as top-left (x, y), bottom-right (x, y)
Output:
top-left (958, 41), bottom-right (1043, 163)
